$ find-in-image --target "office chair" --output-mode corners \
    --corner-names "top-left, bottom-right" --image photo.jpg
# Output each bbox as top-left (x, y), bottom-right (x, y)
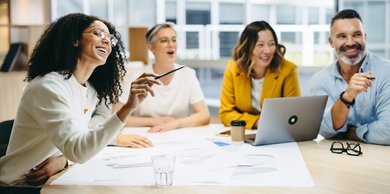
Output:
top-left (0, 119), bottom-right (14, 157)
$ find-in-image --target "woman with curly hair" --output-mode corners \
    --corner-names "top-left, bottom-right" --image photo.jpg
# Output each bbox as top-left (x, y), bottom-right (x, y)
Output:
top-left (219, 21), bottom-right (301, 129)
top-left (0, 13), bottom-right (158, 190)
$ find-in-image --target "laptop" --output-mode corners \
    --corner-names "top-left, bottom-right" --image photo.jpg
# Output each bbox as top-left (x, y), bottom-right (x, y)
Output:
top-left (245, 95), bottom-right (328, 146)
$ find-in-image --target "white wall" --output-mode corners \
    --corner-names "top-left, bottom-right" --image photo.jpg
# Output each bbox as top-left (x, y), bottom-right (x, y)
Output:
top-left (10, 0), bottom-right (44, 25)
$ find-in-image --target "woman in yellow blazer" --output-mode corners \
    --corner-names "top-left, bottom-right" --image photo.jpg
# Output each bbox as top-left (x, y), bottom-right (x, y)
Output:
top-left (219, 21), bottom-right (301, 129)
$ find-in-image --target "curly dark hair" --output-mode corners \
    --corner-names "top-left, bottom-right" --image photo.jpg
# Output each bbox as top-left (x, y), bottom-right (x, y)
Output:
top-left (232, 21), bottom-right (285, 77)
top-left (26, 13), bottom-right (126, 106)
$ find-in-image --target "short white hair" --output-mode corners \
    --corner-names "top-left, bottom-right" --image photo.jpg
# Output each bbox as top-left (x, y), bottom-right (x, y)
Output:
top-left (145, 22), bottom-right (176, 44)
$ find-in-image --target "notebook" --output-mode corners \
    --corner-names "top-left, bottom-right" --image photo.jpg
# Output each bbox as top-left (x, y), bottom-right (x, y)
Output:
top-left (245, 95), bottom-right (328, 146)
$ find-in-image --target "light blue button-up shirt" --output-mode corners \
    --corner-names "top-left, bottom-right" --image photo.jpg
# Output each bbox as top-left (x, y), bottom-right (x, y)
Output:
top-left (310, 52), bottom-right (390, 145)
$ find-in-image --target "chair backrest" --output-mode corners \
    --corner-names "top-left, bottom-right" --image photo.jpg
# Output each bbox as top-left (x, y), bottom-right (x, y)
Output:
top-left (0, 119), bottom-right (14, 157)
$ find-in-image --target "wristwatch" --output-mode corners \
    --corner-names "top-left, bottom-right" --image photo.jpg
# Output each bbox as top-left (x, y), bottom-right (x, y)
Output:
top-left (339, 91), bottom-right (355, 108)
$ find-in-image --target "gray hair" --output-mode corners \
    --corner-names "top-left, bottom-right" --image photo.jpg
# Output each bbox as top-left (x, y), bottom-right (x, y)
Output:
top-left (145, 22), bottom-right (176, 44)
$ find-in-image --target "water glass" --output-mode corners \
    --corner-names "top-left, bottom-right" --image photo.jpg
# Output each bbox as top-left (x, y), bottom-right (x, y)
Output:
top-left (151, 154), bottom-right (175, 187)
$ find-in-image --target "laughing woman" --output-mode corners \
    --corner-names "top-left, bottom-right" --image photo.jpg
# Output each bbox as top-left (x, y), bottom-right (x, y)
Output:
top-left (0, 13), bottom-right (158, 192)
top-left (219, 21), bottom-right (301, 129)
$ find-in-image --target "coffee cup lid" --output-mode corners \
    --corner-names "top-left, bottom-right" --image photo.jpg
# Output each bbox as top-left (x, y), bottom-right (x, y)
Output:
top-left (230, 120), bottom-right (246, 127)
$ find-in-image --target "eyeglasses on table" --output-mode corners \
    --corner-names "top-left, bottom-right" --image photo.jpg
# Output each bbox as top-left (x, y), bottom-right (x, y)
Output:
top-left (330, 141), bottom-right (363, 156)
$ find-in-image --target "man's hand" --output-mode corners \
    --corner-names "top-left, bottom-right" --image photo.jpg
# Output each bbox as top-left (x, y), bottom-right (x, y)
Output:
top-left (24, 155), bottom-right (67, 186)
top-left (347, 126), bottom-right (361, 141)
top-left (344, 72), bottom-right (374, 101)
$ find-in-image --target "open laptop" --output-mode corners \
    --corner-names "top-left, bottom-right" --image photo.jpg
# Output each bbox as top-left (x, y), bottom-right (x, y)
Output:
top-left (245, 95), bottom-right (328, 146)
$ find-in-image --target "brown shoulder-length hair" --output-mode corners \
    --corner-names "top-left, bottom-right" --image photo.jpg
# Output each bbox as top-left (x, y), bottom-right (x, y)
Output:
top-left (232, 21), bottom-right (285, 77)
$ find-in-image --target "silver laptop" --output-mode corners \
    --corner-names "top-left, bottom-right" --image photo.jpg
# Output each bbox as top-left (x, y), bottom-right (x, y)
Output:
top-left (245, 95), bottom-right (328, 146)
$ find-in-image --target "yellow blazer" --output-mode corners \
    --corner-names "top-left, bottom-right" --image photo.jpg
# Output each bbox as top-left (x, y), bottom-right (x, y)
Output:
top-left (219, 59), bottom-right (301, 129)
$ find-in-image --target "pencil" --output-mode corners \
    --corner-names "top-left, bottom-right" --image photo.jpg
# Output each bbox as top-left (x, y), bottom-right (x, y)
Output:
top-left (155, 66), bottom-right (185, 79)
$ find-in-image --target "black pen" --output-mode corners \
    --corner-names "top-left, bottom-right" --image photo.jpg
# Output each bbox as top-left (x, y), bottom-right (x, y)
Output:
top-left (155, 66), bottom-right (185, 79)
top-left (360, 69), bottom-right (375, 80)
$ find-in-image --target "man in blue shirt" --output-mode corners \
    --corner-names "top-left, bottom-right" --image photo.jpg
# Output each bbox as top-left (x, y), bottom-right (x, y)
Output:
top-left (310, 9), bottom-right (390, 145)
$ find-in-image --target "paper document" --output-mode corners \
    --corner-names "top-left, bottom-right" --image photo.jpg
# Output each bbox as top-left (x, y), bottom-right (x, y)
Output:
top-left (52, 125), bottom-right (314, 186)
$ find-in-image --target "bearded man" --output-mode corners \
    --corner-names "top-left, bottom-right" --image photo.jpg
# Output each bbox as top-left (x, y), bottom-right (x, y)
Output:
top-left (310, 9), bottom-right (390, 145)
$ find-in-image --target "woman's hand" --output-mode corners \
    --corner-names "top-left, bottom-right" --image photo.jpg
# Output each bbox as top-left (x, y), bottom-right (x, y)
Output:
top-left (152, 116), bottom-right (175, 126)
top-left (117, 73), bottom-right (159, 122)
top-left (116, 133), bottom-right (153, 148)
top-left (24, 155), bottom-right (67, 186)
top-left (126, 73), bottom-right (160, 110)
top-left (148, 119), bottom-right (179, 133)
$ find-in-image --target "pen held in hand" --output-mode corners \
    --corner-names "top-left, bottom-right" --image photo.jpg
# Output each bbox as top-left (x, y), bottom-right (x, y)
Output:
top-left (155, 66), bottom-right (185, 79)
top-left (360, 69), bottom-right (375, 80)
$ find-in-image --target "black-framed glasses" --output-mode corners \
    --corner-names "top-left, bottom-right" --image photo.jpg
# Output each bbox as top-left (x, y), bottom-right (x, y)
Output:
top-left (330, 141), bottom-right (363, 156)
top-left (88, 28), bottom-right (118, 47)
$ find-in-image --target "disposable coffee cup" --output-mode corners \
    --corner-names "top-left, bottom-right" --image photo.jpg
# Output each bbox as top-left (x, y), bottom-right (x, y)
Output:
top-left (230, 120), bottom-right (246, 142)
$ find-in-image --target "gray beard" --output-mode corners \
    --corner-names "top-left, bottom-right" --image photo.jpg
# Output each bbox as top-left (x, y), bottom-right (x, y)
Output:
top-left (335, 49), bottom-right (366, 66)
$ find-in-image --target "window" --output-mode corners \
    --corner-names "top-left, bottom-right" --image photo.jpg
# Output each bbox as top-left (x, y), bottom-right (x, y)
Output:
top-left (186, 2), bottom-right (210, 25)
top-left (343, 1), bottom-right (364, 14)
top-left (90, 0), bottom-right (108, 20)
top-left (129, 0), bottom-right (155, 26)
top-left (341, 0), bottom-right (390, 59)
top-left (325, 8), bottom-right (333, 24)
top-left (219, 3), bottom-right (244, 24)
top-left (219, 32), bottom-right (238, 57)
top-left (277, 5), bottom-right (296, 24)
top-left (186, 32), bottom-right (199, 49)
top-left (113, 0), bottom-right (128, 26)
top-left (166, 0), bottom-right (177, 23)
top-left (185, 2), bottom-right (210, 53)
top-left (366, 1), bottom-right (385, 43)
top-left (56, 0), bottom-right (83, 19)
top-left (308, 7), bottom-right (319, 24)
top-left (218, 3), bottom-right (243, 58)
top-left (281, 32), bottom-right (302, 44)
top-left (251, 4), bottom-right (270, 22)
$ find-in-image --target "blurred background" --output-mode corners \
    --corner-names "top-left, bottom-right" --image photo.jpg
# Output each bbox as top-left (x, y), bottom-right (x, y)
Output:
top-left (1, 0), bottom-right (390, 118)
